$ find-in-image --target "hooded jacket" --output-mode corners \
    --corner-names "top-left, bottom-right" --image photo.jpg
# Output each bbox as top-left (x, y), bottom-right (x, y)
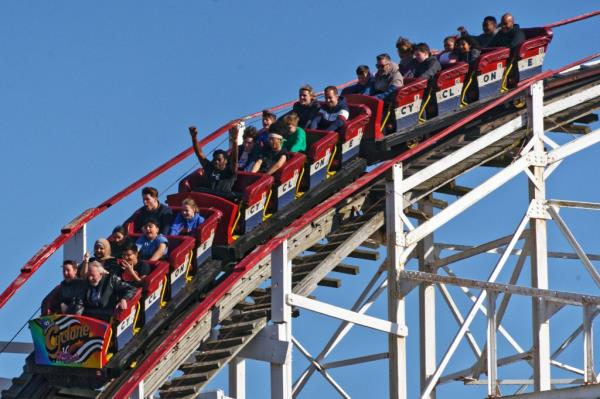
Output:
top-left (372, 62), bottom-right (404, 101)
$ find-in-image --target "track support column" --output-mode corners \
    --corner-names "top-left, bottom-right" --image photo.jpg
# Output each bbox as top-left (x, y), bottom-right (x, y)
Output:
top-left (63, 224), bottom-right (86, 263)
top-left (527, 80), bottom-right (551, 392)
top-left (229, 357), bottom-right (246, 399)
top-left (386, 163), bottom-right (407, 399)
top-left (271, 240), bottom-right (292, 399)
top-left (418, 198), bottom-right (436, 399)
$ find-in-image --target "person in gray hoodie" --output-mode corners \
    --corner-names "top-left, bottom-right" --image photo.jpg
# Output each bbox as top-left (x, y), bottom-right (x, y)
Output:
top-left (372, 53), bottom-right (404, 102)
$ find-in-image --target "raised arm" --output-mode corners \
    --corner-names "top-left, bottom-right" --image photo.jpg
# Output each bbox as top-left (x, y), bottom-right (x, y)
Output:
top-left (229, 125), bottom-right (239, 173)
top-left (189, 126), bottom-right (210, 170)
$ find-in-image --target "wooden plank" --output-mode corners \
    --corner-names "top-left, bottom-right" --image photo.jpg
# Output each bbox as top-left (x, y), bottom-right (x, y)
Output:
top-left (293, 212), bottom-right (384, 296)
top-left (347, 248), bottom-right (380, 260)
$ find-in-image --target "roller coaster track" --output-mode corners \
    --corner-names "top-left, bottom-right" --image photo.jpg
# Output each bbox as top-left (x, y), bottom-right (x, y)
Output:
top-left (2, 50), bottom-right (600, 399)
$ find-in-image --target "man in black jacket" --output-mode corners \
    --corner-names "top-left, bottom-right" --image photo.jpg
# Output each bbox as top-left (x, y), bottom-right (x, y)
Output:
top-left (488, 13), bottom-right (525, 50)
top-left (83, 261), bottom-right (137, 322)
top-left (57, 260), bottom-right (86, 314)
top-left (125, 186), bottom-right (173, 235)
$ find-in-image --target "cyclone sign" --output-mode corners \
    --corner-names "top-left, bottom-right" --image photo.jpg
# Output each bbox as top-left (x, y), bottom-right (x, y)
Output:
top-left (29, 315), bottom-right (111, 368)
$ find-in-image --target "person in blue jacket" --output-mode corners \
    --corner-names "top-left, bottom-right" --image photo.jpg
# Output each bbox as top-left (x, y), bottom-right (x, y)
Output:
top-left (170, 198), bottom-right (205, 236)
top-left (341, 65), bottom-right (373, 96)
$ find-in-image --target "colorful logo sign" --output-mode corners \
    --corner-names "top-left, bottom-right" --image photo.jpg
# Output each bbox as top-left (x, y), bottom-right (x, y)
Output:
top-left (29, 315), bottom-right (111, 368)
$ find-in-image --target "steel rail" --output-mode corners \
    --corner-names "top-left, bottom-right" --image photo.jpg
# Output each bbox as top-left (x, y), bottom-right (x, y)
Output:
top-left (110, 51), bottom-right (600, 399)
top-left (544, 9), bottom-right (600, 28)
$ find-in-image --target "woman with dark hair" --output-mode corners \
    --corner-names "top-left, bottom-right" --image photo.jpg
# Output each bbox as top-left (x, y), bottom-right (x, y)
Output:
top-left (455, 36), bottom-right (481, 64)
top-left (109, 225), bottom-right (134, 259)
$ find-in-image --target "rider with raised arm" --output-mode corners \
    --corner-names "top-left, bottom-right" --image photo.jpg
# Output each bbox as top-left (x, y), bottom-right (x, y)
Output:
top-left (189, 125), bottom-right (239, 199)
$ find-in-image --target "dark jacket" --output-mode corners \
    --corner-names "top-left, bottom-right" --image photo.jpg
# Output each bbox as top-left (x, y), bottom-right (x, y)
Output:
top-left (126, 203), bottom-right (173, 235)
top-left (58, 279), bottom-right (86, 314)
top-left (407, 56), bottom-right (442, 81)
top-left (110, 237), bottom-right (135, 259)
top-left (290, 101), bottom-right (321, 129)
top-left (461, 30), bottom-right (498, 48)
top-left (457, 48), bottom-right (481, 64)
top-left (341, 76), bottom-right (374, 96)
top-left (83, 274), bottom-right (137, 321)
top-left (488, 24), bottom-right (525, 50)
top-left (237, 144), bottom-right (260, 171)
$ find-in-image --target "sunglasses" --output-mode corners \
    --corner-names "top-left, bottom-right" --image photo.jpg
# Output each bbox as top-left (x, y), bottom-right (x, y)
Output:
top-left (376, 63), bottom-right (387, 69)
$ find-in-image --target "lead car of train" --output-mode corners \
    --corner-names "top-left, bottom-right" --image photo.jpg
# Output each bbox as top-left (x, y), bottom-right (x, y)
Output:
top-left (28, 27), bottom-right (552, 385)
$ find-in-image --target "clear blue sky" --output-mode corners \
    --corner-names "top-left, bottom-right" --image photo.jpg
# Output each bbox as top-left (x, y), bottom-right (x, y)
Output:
top-left (1, 1), bottom-right (599, 397)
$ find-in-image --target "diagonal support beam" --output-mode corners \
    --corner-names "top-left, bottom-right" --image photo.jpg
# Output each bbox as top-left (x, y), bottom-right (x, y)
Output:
top-left (419, 213), bottom-right (530, 399)
top-left (287, 294), bottom-right (408, 337)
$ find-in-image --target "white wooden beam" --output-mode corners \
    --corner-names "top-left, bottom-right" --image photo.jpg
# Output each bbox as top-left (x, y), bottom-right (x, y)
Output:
top-left (287, 294), bottom-right (408, 337)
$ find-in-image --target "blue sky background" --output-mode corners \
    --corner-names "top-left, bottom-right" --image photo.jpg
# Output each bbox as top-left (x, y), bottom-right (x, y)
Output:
top-left (1, 1), bottom-right (599, 397)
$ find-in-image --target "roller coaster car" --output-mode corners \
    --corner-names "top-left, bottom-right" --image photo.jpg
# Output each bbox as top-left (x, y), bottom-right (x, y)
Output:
top-left (517, 27), bottom-right (553, 82)
top-left (395, 77), bottom-right (429, 129)
top-left (173, 171), bottom-right (274, 243)
top-left (167, 206), bottom-right (223, 266)
top-left (304, 129), bottom-right (338, 188)
top-left (121, 260), bottom-right (170, 328)
top-left (128, 233), bottom-right (196, 300)
top-left (31, 289), bottom-right (142, 370)
top-left (344, 94), bottom-right (385, 141)
top-left (460, 47), bottom-right (511, 105)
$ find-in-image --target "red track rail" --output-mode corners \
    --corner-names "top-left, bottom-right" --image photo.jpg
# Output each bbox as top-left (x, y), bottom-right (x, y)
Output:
top-left (544, 9), bottom-right (600, 28)
top-left (112, 51), bottom-right (600, 399)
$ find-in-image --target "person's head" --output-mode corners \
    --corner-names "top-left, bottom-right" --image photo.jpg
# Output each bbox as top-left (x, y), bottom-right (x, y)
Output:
top-left (298, 84), bottom-right (315, 106)
top-left (456, 36), bottom-right (478, 54)
top-left (242, 126), bottom-right (257, 152)
top-left (181, 198), bottom-right (199, 221)
top-left (121, 242), bottom-right (139, 266)
top-left (268, 133), bottom-right (283, 151)
top-left (395, 37), bottom-right (413, 60)
top-left (87, 261), bottom-right (108, 287)
top-left (482, 16), bottom-right (498, 35)
top-left (212, 149), bottom-right (228, 171)
top-left (376, 53), bottom-right (392, 74)
top-left (500, 13), bottom-right (514, 32)
top-left (62, 260), bottom-right (78, 281)
top-left (283, 113), bottom-right (299, 134)
top-left (262, 110), bottom-right (277, 129)
top-left (355, 65), bottom-right (371, 86)
top-left (413, 43), bottom-right (431, 63)
top-left (443, 36), bottom-right (456, 52)
top-left (142, 219), bottom-right (160, 240)
top-left (111, 225), bottom-right (128, 245)
top-left (142, 187), bottom-right (159, 211)
top-left (94, 238), bottom-right (111, 259)
top-left (324, 86), bottom-right (339, 109)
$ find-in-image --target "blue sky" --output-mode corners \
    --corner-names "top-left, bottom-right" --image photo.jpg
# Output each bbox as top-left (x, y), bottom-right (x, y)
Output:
top-left (1, 1), bottom-right (599, 397)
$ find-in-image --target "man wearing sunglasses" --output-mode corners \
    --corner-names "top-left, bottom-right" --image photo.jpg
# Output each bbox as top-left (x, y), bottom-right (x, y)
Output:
top-left (372, 53), bottom-right (404, 101)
